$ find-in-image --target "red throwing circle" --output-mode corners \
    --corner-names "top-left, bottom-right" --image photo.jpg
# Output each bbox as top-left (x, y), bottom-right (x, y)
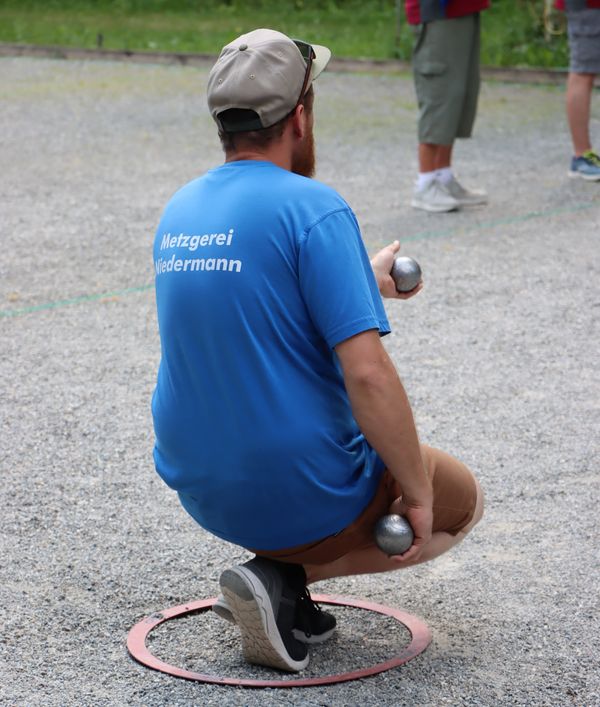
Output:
top-left (127, 593), bottom-right (431, 688)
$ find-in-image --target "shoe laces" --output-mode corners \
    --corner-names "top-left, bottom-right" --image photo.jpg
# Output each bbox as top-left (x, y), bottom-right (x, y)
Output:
top-left (295, 587), bottom-right (321, 637)
top-left (583, 150), bottom-right (600, 167)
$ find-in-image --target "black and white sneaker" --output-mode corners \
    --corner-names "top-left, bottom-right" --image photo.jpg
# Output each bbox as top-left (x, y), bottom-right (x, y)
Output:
top-left (213, 586), bottom-right (337, 644)
top-left (219, 557), bottom-right (309, 672)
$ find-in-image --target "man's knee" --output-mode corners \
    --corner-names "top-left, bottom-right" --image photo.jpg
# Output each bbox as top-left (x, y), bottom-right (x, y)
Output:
top-left (462, 476), bottom-right (484, 534)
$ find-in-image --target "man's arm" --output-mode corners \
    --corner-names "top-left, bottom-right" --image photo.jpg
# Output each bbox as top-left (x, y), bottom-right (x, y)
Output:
top-left (335, 328), bottom-right (433, 559)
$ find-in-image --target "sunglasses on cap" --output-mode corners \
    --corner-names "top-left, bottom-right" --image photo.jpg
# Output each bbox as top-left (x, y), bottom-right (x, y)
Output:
top-left (293, 39), bottom-right (316, 106)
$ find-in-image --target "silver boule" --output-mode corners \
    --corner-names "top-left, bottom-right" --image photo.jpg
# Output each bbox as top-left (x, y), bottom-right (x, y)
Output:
top-left (374, 514), bottom-right (414, 555)
top-left (391, 256), bottom-right (422, 293)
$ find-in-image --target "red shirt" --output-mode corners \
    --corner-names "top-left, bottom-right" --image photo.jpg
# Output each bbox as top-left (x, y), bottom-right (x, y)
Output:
top-left (405, 0), bottom-right (489, 25)
top-left (555, 0), bottom-right (600, 9)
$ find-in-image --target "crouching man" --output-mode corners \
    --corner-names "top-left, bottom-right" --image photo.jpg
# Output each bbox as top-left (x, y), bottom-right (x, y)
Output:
top-left (151, 28), bottom-right (483, 672)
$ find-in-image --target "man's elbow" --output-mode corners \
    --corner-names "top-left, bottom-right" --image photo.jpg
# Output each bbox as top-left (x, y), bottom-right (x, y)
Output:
top-left (343, 356), bottom-right (398, 394)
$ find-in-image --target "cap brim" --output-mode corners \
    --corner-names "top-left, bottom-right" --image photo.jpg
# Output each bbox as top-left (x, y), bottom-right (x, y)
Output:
top-left (309, 43), bottom-right (331, 83)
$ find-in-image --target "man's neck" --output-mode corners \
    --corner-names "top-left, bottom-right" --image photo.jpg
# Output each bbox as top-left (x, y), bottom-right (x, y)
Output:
top-left (225, 141), bottom-right (292, 173)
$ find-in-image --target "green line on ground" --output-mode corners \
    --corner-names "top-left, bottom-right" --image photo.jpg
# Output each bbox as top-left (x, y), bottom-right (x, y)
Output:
top-left (1, 198), bottom-right (598, 320)
top-left (0, 284), bottom-right (153, 319)
top-left (399, 199), bottom-right (598, 244)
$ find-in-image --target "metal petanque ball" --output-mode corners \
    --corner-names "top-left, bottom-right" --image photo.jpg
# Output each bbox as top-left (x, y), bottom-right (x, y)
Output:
top-left (391, 256), bottom-right (422, 293)
top-left (374, 514), bottom-right (415, 555)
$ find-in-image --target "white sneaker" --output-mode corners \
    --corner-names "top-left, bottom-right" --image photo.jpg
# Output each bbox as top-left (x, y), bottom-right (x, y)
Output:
top-left (411, 179), bottom-right (460, 213)
top-left (444, 175), bottom-right (488, 206)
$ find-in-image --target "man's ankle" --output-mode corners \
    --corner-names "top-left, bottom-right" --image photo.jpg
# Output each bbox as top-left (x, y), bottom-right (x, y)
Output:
top-left (416, 171), bottom-right (437, 191)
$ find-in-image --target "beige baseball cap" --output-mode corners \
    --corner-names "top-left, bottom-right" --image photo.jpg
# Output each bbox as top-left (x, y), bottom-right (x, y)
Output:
top-left (207, 28), bottom-right (331, 133)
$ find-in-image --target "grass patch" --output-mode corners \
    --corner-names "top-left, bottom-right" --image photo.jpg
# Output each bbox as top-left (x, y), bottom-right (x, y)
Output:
top-left (0, 0), bottom-right (569, 67)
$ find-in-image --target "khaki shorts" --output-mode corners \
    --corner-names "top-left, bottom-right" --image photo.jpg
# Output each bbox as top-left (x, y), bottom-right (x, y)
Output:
top-left (252, 444), bottom-right (478, 566)
top-left (413, 14), bottom-right (481, 145)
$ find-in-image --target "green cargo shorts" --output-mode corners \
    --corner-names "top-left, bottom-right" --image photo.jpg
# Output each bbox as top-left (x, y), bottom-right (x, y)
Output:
top-left (413, 14), bottom-right (481, 145)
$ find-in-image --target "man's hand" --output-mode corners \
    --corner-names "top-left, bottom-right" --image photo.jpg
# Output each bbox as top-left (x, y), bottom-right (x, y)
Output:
top-left (370, 240), bottom-right (423, 300)
top-left (386, 497), bottom-right (433, 564)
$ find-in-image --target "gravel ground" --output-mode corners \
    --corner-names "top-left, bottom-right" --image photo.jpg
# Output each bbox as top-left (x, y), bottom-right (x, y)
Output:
top-left (1, 56), bottom-right (599, 707)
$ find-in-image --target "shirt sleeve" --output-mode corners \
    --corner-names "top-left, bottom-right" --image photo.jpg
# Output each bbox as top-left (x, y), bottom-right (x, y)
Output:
top-left (298, 207), bottom-right (391, 349)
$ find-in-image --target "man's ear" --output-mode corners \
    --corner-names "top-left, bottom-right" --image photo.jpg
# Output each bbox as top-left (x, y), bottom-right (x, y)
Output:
top-left (291, 103), bottom-right (306, 139)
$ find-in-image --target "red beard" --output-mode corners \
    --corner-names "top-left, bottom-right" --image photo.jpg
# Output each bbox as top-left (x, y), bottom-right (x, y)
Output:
top-left (291, 127), bottom-right (316, 178)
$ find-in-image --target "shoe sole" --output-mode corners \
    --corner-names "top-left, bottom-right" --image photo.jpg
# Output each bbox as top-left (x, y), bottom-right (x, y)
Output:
top-left (219, 567), bottom-right (309, 672)
top-left (411, 199), bottom-right (459, 213)
top-left (568, 170), bottom-right (600, 182)
top-left (213, 599), bottom-right (335, 644)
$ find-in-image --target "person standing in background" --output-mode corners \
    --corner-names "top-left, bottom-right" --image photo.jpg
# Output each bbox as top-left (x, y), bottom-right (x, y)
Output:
top-left (556, 0), bottom-right (600, 181)
top-left (405, 0), bottom-right (490, 212)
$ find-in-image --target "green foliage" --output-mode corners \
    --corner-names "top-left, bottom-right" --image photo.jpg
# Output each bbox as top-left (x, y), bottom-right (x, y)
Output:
top-left (0, 0), bottom-right (392, 11)
top-left (0, 0), bottom-right (569, 68)
top-left (481, 1), bottom-right (569, 67)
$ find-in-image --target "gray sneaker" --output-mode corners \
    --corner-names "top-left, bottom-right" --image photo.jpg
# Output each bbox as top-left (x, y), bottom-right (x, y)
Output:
top-left (444, 175), bottom-right (488, 206)
top-left (219, 557), bottom-right (309, 672)
top-left (411, 179), bottom-right (460, 212)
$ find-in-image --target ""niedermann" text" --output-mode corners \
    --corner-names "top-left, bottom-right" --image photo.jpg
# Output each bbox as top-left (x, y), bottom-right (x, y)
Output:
top-left (155, 255), bottom-right (242, 275)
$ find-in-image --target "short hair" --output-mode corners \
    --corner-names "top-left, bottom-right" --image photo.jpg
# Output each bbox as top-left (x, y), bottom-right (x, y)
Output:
top-left (218, 86), bottom-right (314, 155)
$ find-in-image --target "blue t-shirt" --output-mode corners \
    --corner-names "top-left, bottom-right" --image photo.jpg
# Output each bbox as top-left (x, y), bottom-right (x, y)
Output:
top-left (152, 160), bottom-right (391, 550)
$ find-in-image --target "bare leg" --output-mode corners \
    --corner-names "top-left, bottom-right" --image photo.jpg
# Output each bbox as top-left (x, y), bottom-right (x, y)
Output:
top-left (305, 451), bottom-right (484, 584)
top-left (566, 72), bottom-right (595, 156)
top-left (433, 144), bottom-right (453, 171)
top-left (418, 143), bottom-right (453, 172)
